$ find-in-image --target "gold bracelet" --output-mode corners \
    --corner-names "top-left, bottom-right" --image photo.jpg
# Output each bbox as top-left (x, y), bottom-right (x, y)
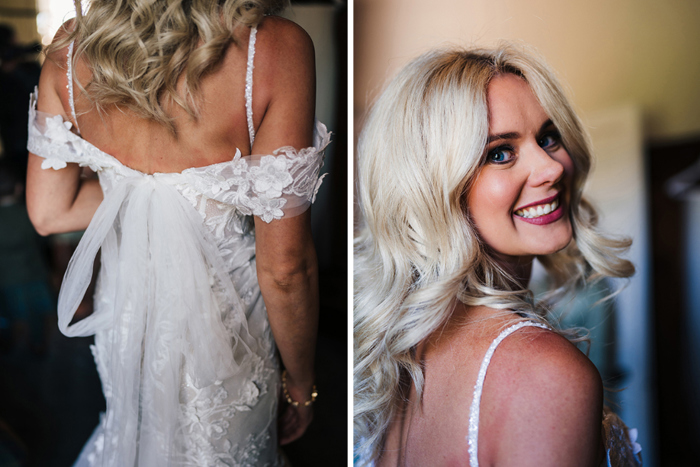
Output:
top-left (282, 370), bottom-right (318, 407)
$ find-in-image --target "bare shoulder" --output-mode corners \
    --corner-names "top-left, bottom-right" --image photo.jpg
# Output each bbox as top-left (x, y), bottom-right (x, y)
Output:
top-left (499, 326), bottom-right (602, 393)
top-left (256, 15), bottom-right (314, 62)
top-left (43, 18), bottom-right (75, 70)
top-left (247, 15), bottom-right (315, 153)
top-left (37, 19), bottom-right (76, 116)
top-left (253, 15), bottom-right (315, 90)
top-left (480, 326), bottom-right (604, 466)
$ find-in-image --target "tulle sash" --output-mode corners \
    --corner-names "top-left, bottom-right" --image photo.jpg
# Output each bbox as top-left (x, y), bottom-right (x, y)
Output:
top-left (57, 174), bottom-right (259, 465)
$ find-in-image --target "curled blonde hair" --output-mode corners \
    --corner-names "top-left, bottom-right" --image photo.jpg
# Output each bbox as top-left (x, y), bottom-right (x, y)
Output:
top-left (353, 45), bottom-right (635, 462)
top-left (49, 0), bottom-right (288, 129)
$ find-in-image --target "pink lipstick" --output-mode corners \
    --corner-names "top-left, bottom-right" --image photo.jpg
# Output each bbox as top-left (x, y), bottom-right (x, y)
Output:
top-left (514, 194), bottom-right (565, 225)
top-left (516, 202), bottom-right (564, 225)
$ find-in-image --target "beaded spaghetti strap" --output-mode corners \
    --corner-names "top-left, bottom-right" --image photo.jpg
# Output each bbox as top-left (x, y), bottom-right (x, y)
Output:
top-left (467, 321), bottom-right (550, 467)
top-left (66, 41), bottom-right (80, 135)
top-left (245, 26), bottom-right (257, 148)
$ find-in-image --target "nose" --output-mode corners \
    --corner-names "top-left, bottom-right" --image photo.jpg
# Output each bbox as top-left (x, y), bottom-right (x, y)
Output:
top-left (525, 143), bottom-right (565, 187)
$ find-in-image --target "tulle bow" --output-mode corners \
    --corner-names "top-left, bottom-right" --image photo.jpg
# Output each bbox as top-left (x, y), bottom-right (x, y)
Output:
top-left (57, 174), bottom-right (259, 466)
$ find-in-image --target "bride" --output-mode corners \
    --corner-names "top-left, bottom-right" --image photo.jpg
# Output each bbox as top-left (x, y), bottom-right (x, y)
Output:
top-left (354, 46), bottom-right (642, 466)
top-left (26, 0), bottom-right (327, 465)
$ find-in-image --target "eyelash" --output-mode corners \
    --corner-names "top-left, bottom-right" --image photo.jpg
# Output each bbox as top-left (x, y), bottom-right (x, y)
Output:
top-left (485, 130), bottom-right (562, 165)
top-left (538, 130), bottom-right (562, 150)
top-left (486, 145), bottom-right (515, 164)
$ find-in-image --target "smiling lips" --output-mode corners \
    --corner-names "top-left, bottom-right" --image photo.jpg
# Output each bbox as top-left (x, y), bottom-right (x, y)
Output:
top-left (514, 194), bottom-right (564, 225)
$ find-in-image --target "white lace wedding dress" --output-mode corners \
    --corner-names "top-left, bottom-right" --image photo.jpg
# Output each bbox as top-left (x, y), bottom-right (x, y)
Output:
top-left (27, 26), bottom-right (329, 466)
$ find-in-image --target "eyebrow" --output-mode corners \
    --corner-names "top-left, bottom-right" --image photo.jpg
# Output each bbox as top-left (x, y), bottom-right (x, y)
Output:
top-left (487, 119), bottom-right (555, 144)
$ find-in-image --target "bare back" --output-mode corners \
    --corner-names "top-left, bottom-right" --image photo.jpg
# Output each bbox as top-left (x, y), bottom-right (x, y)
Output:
top-left (40, 15), bottom-right (313, 175)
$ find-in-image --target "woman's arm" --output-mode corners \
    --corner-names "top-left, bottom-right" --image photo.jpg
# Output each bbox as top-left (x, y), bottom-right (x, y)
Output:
top-left (250, 17), bottom-right (318, 445)
top-left (255, 211), bottom-right (319, 444)
top-left (26, 27), bottom-right (103, 236)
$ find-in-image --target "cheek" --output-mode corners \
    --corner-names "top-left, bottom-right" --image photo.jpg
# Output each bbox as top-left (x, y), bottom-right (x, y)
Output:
top-left (467, 170), bottom-right (521, 230)
top-left (556, 149), bottom-right (575, 180)
top-left (555, 150), bottom-right (576, 211)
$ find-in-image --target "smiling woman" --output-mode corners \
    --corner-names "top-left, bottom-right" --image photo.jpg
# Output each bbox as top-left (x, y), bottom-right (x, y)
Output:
top-left (354, 46), bottom-right (641, 466)
top-left (468, 75), bottom-right (574, 260)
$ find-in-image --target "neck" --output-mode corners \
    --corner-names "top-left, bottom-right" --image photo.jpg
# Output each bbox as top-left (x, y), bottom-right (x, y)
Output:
top-left (490, 252), bottom-right (534, 290)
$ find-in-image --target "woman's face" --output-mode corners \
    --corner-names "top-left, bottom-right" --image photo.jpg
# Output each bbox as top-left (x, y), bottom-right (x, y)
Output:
top-left (466, 74), bottom-right (574, 261)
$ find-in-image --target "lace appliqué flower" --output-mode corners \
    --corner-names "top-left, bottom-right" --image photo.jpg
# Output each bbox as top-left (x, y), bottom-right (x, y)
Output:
top-left (44, 115), bottom-right (76, 144)
top-left (41, 157), bottom-right (68, 170)
top-left (252, 197), bottom-right (286, 223)
top-left (37, 115), bottom-right (77, 170)
top-left (249, 155), bottom-right (294, 198)
top-left (230, 430), bottom-right (273, 467)
top-left (28, 89), bottom-right (116, 174)
top-left (232, 380), bottom-right (262, 412)
top-left (628, 428), bottom-right (642, 455)
top-left (177, 368), bottom-right (275, 467)
top-left (230, 151), bottom-right (248, 176)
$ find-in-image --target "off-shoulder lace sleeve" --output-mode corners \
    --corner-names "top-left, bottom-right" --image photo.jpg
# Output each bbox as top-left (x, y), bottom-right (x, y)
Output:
top-left (182, 120), bottom-right (331, 223)
top-left (27, 89), bottom-right (114, 172)
top-left (28, 86), bottom-right (331, 222)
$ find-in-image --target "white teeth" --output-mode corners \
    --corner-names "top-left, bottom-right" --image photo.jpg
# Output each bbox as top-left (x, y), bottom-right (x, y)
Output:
top-left (515, 199), bottom-right (560, 219)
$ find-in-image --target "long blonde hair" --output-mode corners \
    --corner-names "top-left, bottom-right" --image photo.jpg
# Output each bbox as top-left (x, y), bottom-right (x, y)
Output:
top-left (49, 0), bottom-right (287, 129)
top-left (353, 45), bottom-right (634, 462)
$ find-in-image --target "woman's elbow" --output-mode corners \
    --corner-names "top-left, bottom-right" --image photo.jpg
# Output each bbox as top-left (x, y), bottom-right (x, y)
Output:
top-left (26, 204), bottom-right (55, 236)
top-left (258, 255), bottom-right (318, 292)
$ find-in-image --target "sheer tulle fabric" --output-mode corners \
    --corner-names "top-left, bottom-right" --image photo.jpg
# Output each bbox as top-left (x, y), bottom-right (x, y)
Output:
top-left (27, 90), bottom-right (329, 466)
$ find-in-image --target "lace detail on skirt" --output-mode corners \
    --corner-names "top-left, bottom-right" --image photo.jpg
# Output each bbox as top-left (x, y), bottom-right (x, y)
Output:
top-left (602, 408), bottom-right (642, 466)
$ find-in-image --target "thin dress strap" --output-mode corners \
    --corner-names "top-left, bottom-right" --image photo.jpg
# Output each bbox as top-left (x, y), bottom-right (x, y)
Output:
top-left (245, 26), bottom-right (257, 148)
top-left (66, 41), bottom-right (80, 135)
top-left (467, 321), bottom-right (550, 467)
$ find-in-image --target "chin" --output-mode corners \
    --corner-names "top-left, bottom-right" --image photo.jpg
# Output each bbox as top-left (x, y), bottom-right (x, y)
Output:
top-left (533, 233), bottom-right (573, 256)
top-left (538, 240), bottom-right (572, 256)
top-left (531, 217), bottom-right (573, 255)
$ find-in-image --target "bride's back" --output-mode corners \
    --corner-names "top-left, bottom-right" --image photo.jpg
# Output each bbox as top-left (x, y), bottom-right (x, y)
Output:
top-left (41, 15), bottom-right (307, 174)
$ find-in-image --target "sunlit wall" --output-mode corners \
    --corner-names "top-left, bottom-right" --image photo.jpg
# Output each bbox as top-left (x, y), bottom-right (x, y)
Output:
top-left (355, 0), bottom-right (700, 141)
top-left (36, 0), bottom-right (79, 45)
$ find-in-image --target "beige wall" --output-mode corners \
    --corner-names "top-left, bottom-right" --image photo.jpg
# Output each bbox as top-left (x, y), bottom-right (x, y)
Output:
top-left (285, 5), bottom-right (338, 130)
top-left (355, 0), bottom-right (700, 140)
top-left (0, 0), bottom-right (40, 44)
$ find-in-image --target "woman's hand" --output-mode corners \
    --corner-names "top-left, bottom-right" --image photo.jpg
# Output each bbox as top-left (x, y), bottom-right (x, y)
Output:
top-left (278, 401), bottom-right (314, 445)
top-left (278, 370), bottom-right (316, 444)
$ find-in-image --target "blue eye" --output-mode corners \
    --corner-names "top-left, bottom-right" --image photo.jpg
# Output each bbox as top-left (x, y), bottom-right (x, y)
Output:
top-left (487, 146), bottom-right (514, 164)
top-left (538, 131), bottom-right (560, 149)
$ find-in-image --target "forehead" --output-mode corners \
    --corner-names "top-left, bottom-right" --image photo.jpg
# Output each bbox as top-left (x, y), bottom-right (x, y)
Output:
top-left (486, 74), bottom-right (549, 133)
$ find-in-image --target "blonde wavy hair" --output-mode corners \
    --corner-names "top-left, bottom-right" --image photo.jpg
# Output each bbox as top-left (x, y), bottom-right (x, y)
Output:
top-left (354, 45), bottom-right (635, 463)
top-left (49, 0), bottom-right (288, 129)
